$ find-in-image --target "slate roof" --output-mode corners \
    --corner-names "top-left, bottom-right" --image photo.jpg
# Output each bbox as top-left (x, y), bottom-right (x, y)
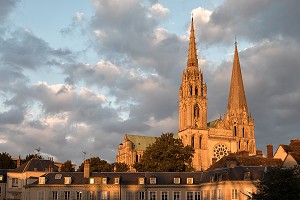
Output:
top-left (126, 134), bottom-right (157, 150)
top-left (289, 153), bottom-right (300, 165)
top-left (28, 166), bottom-right (268, 187)
top-left (11, 159), bottom-right (59, 173)
top-left (208, 152), bottom-right (282, 170)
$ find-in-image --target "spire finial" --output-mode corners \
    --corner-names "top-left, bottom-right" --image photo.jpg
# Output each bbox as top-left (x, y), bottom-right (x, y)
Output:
top-left (235, 34), bottom-right (237, 45)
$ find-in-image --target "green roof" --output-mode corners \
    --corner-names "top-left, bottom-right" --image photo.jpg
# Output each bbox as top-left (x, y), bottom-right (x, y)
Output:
top-left (126, 134), bottom-right (157, 151)
top-left (207, 118), bottom-right (220, 128)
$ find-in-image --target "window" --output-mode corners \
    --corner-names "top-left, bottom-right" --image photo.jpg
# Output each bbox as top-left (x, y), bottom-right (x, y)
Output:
top-left (0, 186), bottom-right (2, 196)
top-left (199, 137), bottom-right (202, 149)
top-left (162, 191), bottom-right (168, 200)
top-left (137, 191), bottom-right (145, 200)
top-left (173, 191), bottom-right (180, 200)
top-left (174, 177), bottom-right (180, 184)
top-left (76, 191), bottom-right (82, 200)
top-left (37, 191), bottom-right (45, 200)
top-left (112, 191), bottom-right (119, 200)
top-left (89, 178), bottom-right (94, 184)
top-left (187, 192), bottom-right (193, 200)
top-left (203, 190), bottom-right (208, 200)
top-left (195, 87), bottom-right (198, 96)
top-left (87, 191), bottom-right (96, 200)
top-left (234, 126), bottom-right (237, 137)
top-left (187, 178), bottom-right (193, 184)
top-left (242, 128), bottom-right (245, 137)
top-left (114, 177), bottom-right (120, 184)
top-left (244, 172), bottom-right (251, 180)
top-left (12, 178), bottom-right (19, 187)
top-left (150, 191), bottom-right (157, 200)
top-left (211, 190), bottom-right (216, 200)
top-left (195, 192), bottom-right (201, 200)
top-left (191, 136), bottom-right (195, 148)
top-left (0, 175), bottom-right (3, 181)
top-left (101, 191), bottom-right (108, 200)
top-left (231, 189), bottom-right (238, 200)
top-left (150, 177), bottom-right (156, 184)
top-left (217, 189), bottom-right (222, 200)
top-left (102, 177), bottom-right (107, 184)
top-left (64, 191), bottom-right (70, 200)
top-left (52, 191), bottom-right (58, 200)
top-left (39, 177), bottom-right (45, 184)
top-left (126, 191), bottom-right (133, 200)
top-left (138, 177), bottom-right (145, 184)
top-left (64, 177), bottom-right (72, 184)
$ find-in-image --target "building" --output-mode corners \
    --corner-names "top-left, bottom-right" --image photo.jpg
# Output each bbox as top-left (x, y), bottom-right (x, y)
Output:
top-left (273, 138), bottom-right (300, 167)
top-left (0, 170), bottom-right (9, 200)
top-left (6, 158), bottom-right (58, 200)
top-left (116, 17), bottom-right (256, 171)
top-left (24, 159), bottom-right (269, 200)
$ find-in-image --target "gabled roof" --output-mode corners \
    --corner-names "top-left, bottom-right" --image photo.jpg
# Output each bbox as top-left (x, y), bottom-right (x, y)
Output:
top-left (11, 159), bottom-right (58, 173)
top-left (125, 134), bottom-right (157, 151)
top-left (288, 153), bottom-right (300, 165)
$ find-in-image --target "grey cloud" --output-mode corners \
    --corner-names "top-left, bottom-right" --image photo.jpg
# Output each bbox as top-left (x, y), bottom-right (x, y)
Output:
top-left (0, 0), bottom-right (19, 22)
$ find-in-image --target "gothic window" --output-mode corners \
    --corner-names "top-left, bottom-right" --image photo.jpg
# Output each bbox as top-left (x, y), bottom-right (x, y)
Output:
top-left (195, 86), bottom-right (198, 96)
top-left (238, 140), bottom-right (241, 149)
top-left (194, 105), bottom-right (200, 119)
top-left (191, 136), bottom-right (194, 148)
top-left (136, 155), bottom-right (139, 162)
top-left (234, 126), bottom-right (237, 137)
top-left (213, 144), bottom-right (229, 161)
top-left (242, 127), bottom-right (245, 137)
top-left (199, 137), bottom-right (202, 149)
top-left (190, 85), bottom-right (193, 96)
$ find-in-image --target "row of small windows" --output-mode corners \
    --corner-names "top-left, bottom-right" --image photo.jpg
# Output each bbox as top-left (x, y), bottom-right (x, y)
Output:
top-left (189, 85), bottom-right (203, 97)
top-left (36, 189), bottom-right (247, 200)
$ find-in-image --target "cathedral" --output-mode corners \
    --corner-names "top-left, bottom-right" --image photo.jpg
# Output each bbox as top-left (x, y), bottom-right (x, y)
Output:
top-left (116, 18), bottom-right (256, 171)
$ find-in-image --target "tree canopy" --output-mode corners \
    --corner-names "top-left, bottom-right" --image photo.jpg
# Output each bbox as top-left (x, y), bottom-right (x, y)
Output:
top-left (252, 166), bottom-right (300, 200)
top-left (77, 157), bottom-right (113, 172)
top-left (60, 160), bottom-right (75, 172)
top-left (0, 152), bottom-right (16, 169)
top-left (133, 133), bottom-right (195, 172)
top-left (23, 154), bottom-right (43, 164)
top-left (113, 162), bottom-right (130, 172)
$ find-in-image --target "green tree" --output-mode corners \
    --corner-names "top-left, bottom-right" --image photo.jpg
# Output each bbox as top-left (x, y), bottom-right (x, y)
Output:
top-left (113, 162), bottom-right (130, 172)
top-left (133, 133), bottom-right (195, 172)
top-left (24, 154), bottom-right (43, 163)
top-left (60, 160), bottom-right (75, 172)
top-left (252, 166), bottom-right (300, 200)
top-left (77, 157), bottom-right (113, 172)
top-left (0, 152), bottom-right (17, 169)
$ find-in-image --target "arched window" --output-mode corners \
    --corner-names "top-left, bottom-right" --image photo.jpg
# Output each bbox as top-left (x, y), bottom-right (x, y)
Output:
top-left (238, 141), bottom-right (241, 149)
top-left (194, 105), bottom-right (200, 119)
top-left (190, 85), bottom-right (193, 96)
top-left (199, 137), bottom-right (202, 149)
top-left (234, 126), bottom-right (237, 137)
top-left (242, 127), bottom-right (245, 137)
top-left (195, 86), bottom-right (198, 96)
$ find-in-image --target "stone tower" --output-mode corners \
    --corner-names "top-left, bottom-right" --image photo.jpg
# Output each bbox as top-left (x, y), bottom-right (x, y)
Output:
top-left (178, 17), bottom-right (210, 170)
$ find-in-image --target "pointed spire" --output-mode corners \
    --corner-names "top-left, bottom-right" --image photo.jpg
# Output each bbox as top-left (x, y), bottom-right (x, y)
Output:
top-left (227, 40), bottom-right (248, 115)
top-left (187, 16), bottom-right (198, 69)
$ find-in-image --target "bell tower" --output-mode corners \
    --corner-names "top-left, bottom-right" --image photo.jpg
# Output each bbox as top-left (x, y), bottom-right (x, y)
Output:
top-left (178, 17), bottom-right (207, 131)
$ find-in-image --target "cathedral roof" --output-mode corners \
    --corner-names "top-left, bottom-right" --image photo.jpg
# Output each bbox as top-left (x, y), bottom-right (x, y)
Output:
top-left (125, 134), bottom-right (157, 151)
top-left (186, 16), bottom-right (198, 70)
top-left (227, 41), bottom-right (248, 114)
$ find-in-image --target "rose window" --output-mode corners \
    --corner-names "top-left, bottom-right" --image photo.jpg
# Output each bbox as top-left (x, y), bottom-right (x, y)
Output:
top-left (213, 144), bottom-right (229, 160)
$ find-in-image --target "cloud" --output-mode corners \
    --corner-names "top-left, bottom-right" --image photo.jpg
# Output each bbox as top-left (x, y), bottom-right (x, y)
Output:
top-left (0, 0), bottom-right (19, 22)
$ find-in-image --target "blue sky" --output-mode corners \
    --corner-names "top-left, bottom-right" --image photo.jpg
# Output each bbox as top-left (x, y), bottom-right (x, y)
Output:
top-left (0, 0), bottom-right (300, 167)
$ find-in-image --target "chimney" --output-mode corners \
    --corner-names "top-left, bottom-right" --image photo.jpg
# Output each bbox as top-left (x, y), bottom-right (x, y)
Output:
top-left (256, 150), bottom-right (263, 157)
top-left (84, 159), bottom-right (90, 178)
top-left (266, 144), bottom-right (273, 158)
top-left (49, 165), bottom-right (53, 172)
top-left (17, 156), bottom-right (21, 167)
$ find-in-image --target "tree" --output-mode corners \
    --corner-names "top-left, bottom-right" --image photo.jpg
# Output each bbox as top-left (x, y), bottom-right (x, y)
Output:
top-left (0, 152), bottom-right (16, 169)
top-left (60, 160), bottom-right (75, 172)
top-left (252, 166), bottom-right (300, 200)
top-left (133, 133), bottom-right (195, 172)
top-left (77, 157), bottom-right (113, 172)
top-left (113, 162), bottom-right (130, 172)
top-left (24, 154), bottom-right (43, 162)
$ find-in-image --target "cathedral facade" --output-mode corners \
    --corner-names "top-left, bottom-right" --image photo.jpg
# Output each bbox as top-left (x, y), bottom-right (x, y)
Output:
top-left (116, 18), bottom-right (256, 171)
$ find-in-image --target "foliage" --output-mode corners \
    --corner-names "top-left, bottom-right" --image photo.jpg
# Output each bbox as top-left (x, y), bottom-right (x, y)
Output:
top-left (113, 162), bottom-right (130, 172)
top-left (133, 133), bottom-right (195, 172)
top-left (0, 152), bottom-right (17, 169)
top-left (60, 160), bottom-right (75, 172)
top-left (252, 166), bottom-right (300, 200)
top-left (77, 157), bottom-right (113, 172)
top-left (23, 154), bottom-right (43, 163)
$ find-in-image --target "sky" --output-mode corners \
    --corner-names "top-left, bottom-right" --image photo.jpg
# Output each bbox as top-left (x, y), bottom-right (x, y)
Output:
top-left (0, 0), bottom-right (299, 167)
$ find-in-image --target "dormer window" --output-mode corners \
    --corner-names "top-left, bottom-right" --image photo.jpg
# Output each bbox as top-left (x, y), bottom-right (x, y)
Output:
top-left (244, 172), bottom-right (251, 180)
top-left (150, 177), bottom-right (156, 184)
top-left (114, 178), bottom-right (120, 184)
top-left (89, 178), bottom-right (94, 184)
top-left (64, 177), bottom-right (72, 184)
top-left (138, 177), bottom-right (145, 185)
top-left (187, 178), bottom-right (193, 184)
top-left (174, 177), bottom-right (180, 184)
top-left (102, 177), bottom-right (107, 184)
top-left (39, 177), bottom-right (46, 184)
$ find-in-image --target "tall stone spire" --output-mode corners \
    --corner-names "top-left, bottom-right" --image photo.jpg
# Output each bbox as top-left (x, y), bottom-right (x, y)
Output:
top-left (227, 41), bottom-right (248, 115)
top-left (187, 17), bottom-right (198, 69)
